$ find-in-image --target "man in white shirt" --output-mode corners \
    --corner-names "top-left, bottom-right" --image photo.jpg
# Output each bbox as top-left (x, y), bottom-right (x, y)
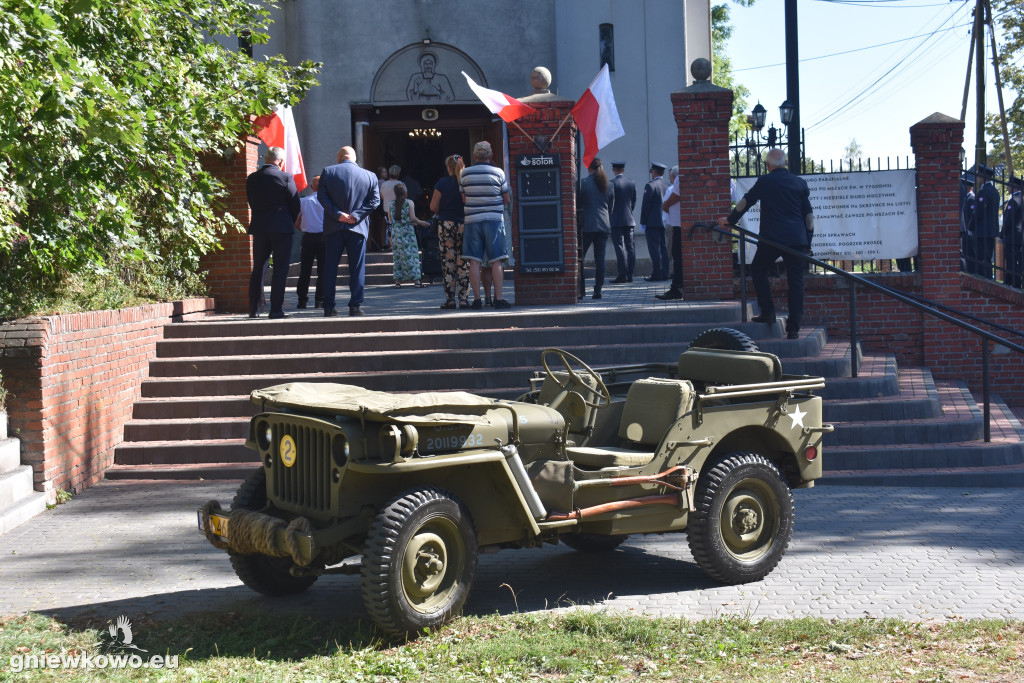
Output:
top-left (656, 166), bottom-right (683, 300)
top-left (294, 175), bottom-right (325, 309)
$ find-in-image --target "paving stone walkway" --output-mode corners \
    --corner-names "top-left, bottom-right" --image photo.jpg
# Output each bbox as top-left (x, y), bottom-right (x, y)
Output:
top-left (1, 480), bottom-right (1022, 624)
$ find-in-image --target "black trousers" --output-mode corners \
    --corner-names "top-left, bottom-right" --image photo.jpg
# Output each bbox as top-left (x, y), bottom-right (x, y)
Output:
top-left (296, 231), bottom-right (326, 306)
top-left (249, 232), bottom-right (292, 316)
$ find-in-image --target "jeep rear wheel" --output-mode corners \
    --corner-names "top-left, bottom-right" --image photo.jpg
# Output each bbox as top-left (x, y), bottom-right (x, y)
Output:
top-left (228, 468), bottom-right (318, 596)
top-left (362, 487), bottom-right (478, 636)
top-left (561, 533), bottom-right (627, 553)
top-left (689, 328), bottom-right (759, 352)
top-left (687, 453), bottom-right (794, 584)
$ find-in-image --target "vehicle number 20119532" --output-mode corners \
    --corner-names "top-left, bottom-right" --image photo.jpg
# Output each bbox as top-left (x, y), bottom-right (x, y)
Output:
top-left (424, 432), bottom-right (483, 452)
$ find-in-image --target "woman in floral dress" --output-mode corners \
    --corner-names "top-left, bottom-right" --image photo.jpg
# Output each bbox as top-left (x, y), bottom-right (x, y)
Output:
top-left (388, 182), bottom-right (430, 287)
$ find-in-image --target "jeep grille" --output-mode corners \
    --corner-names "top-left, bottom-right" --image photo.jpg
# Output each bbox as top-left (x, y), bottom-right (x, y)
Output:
top-left (270, 421), bottom-right (332, 514)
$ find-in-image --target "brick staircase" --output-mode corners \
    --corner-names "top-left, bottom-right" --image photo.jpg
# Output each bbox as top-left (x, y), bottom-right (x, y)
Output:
top-left (105, 291), bottom-right (1024, 485)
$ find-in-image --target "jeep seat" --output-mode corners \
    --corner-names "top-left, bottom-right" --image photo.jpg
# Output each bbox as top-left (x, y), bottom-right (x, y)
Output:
top-left (537, 370), bottom-right (602, 435)
top-left (565, 378), bottom-right (693, 468)
top-left (677, 347), bottom-right (782, 387)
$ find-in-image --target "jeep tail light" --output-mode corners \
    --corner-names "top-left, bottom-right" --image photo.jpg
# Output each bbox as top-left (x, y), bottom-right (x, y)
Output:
top-left (805, 446), bottom-right (818, 461)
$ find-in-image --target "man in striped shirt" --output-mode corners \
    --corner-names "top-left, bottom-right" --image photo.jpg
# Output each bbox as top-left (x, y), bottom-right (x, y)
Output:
top-left (460, 141), bottom-right (512, 309)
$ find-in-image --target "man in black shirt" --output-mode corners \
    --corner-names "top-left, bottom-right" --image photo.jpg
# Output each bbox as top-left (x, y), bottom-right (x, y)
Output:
top-left (718, 148), bottom-right (814, 339)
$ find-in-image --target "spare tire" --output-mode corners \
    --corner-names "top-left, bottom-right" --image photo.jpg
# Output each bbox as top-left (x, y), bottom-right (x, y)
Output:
top-left (689, 328), bottom-right (759, 352)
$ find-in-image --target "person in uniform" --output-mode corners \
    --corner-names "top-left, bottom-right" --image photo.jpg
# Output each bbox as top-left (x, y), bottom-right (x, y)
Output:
top-left (639, 162), bottom-right (670, 281)
top-left (973, 165), bottom-right (1000, 279)
top-left (1001, 176), bottom-right (1023, 288)
top-left (608, 161), bottom-right (637, 283)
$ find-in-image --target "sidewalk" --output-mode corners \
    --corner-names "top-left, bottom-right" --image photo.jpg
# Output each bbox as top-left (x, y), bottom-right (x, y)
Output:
top-left (1, 479), bottom-right (1022, 623)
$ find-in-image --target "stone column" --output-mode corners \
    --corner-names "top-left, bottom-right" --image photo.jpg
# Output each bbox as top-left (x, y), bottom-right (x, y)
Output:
top-left (671, 60), bottom-right (735, 300)
top-left (200, 133), bottom-right (260, 313)
top-left (508, 68), bottom-right (579, 305)
top-left (909, 113), bottom-right (967, 367)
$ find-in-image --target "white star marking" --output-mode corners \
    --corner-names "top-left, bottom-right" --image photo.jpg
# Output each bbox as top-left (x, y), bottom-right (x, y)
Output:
top-left (788, 405), bottom-right (808, 430)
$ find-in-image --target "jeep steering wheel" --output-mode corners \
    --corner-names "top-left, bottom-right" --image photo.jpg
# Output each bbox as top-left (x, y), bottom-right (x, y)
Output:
top-left (541, 348), bottom-right (611, 409)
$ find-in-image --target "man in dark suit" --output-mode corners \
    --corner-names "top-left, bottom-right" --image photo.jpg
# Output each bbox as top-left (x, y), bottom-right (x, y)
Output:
top-left (639, 162), bottom-right (670, 281)
top-left (609, 161), bottom-right (637, 283)
top-left (973, 165), bottom-right (1000, 279)
top-left (717, 148), bottom-right (814, 339)
top-left (318, 146), bottom-right (381, 316)
top-left (246, 146), bottom-right (301, 319)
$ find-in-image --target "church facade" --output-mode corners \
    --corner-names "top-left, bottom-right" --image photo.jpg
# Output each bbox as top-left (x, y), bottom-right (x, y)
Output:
top-left (256, 0), bottom-right (709, 206)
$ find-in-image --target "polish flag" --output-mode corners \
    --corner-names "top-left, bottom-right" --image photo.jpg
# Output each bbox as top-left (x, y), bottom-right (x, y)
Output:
top-left (462, 71), bottom-right (536, 123)
top-left (253, 105), bottom-right (308, 192)
top-left (572, 64), bottom-right (626, 168)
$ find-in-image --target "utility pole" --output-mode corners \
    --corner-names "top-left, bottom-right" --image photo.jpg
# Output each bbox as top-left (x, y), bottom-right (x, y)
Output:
top-left (784, 0), bottom-right (801, 174)
top-left (974, 0), bottom-right (986, 168)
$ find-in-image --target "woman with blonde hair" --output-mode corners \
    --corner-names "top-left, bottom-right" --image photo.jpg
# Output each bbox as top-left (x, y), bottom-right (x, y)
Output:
top-left (429, 154), bottom-right (469, 308)
top-left (388, 182), bottom-right (430, 287)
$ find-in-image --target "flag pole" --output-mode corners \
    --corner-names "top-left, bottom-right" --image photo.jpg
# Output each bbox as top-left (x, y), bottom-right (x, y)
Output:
top-left (548, 112), bottom-right (573, 145)
top-left (510, 120), bottom-right (537, 147)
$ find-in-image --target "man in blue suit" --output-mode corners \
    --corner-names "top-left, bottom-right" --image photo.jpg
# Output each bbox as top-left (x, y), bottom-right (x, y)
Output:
top-left (246, 146), bottom-right (300, 319)
top-left (318, 146), bottom-right (381, 316)
top-left (609, 161), bottom-right (637, 283)
top-left (972, 165), bottom-right (1000, 279)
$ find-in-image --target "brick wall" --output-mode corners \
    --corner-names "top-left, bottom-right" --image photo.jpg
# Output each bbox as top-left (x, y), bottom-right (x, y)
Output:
top-left (507, 98), bottom-right (580, 305)
top-left (0, 299), bottom-right (214, 499)
top-left (672, 85), bottom-right (735, 300)
top-left (199, 134), bottom-right (261, 313)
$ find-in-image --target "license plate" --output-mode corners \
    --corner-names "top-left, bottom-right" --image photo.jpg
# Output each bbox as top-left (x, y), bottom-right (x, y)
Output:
top-left (198, 511), bottom-right (229, 539)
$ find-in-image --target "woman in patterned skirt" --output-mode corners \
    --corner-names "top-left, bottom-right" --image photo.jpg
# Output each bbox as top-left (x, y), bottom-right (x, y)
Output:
top-left (388, 182), bottom-right (430, 287)
top-left (429, 154), bottom-right (469, 308)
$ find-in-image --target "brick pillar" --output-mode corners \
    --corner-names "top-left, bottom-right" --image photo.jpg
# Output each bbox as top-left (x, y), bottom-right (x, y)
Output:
top-left (910, 113), bottom-right (967, 368)
top-left (671, 70), bottom-right (735, 300)
top-left (200, 134), bottom-right (260, 313)
top-left (507, 97), bottom-right (579, 305)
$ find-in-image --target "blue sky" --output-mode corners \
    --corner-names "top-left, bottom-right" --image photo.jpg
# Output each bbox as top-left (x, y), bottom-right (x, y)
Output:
top-left (725, 0), bottom-right (1010, 168)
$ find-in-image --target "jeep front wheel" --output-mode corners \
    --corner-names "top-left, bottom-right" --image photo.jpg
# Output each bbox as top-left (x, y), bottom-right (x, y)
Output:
top-left (687, 453), bottom-right (794, 584)
top-left (228, 468), bottom-right (318, 596)
top-left (361, 487), bottom-right (478, 636)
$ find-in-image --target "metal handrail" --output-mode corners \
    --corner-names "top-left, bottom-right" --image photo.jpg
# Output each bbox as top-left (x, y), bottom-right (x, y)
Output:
top-left (692, 221), bottom-right (1024, 442)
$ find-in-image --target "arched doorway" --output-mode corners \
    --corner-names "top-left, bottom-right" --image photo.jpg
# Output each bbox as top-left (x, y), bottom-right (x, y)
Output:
top-left (353, 42), bottom-right (507, 250)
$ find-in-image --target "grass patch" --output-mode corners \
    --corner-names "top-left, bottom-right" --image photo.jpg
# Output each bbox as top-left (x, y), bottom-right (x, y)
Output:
top-left (1, 610), bottom-right (1021, 681)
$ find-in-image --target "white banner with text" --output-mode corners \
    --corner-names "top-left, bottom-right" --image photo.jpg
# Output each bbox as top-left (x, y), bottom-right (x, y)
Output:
top-left (734, 169), bottom-right (918, 262)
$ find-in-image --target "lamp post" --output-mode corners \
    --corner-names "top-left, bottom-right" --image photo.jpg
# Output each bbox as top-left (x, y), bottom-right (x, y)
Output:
top-left (733, 100), bottom-right (802, 176)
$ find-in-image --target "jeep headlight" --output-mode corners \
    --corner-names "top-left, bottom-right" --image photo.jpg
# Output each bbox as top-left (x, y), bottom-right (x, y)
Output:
top-left (332, 434), bottom-right (350, 468)
top-left (379, 424), bottom-right (418, 460)
top-left (256, 420), bottom-right (273, 450)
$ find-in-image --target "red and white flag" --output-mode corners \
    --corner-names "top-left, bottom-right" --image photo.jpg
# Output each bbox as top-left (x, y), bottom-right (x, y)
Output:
top-left (462, 71), bottom-right (536, 123)
top-left (253, 105), bottom-right (308, 192)
top-left (572, 64), bottom-right (626, 168)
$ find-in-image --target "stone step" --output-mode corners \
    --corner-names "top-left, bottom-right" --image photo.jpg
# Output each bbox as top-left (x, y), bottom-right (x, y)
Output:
top-left (155, 320), bottom-right (778, 360)
top-left (104, 462), bottom-right (256, 481)
top-left (824, 382), bottom-right (985, 447)
top-left (114, 439), bottom-right (256, 466)
top-left (823, 367), bottom-right (940, 422)
top-left (0, 465), bottom-right (34, 508)
top-left (818, 463), bottom-right (1024, 487)
top-left (158, 304), bottom-right (748, 340)
top-left (124, 416), bottom-right (249, 442)
top-left (132, 396), bottom-right (253, 420)
top-left (0, 438), bottom-right (20, 473)
top-left (817, 354), bottom-right (900, 400)
top-left (0, 491), bottom-right (48, 536)
top-left (823, 395), bottom-right (1024, 471)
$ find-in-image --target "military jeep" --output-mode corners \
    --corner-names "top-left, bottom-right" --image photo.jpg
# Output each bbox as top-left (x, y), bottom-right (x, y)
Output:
top-left (199, 328), bottom-right (832, 635)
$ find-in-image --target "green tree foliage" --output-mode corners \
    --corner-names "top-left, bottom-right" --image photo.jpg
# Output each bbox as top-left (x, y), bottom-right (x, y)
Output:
top-left (712, 2), bottom-right (754, 137)
top-left (843, 138), bottom-right (864, 166)
top-left (989, 0), bottom-right (1023, 176)
top-left (0, 0), bottom-right (319, 318)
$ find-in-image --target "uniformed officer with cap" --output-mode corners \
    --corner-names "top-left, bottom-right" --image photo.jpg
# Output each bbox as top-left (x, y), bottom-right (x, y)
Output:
top-left (609, 161), bottom-right (637, 283)
top-left (639, 162), bottom-right (670, 281)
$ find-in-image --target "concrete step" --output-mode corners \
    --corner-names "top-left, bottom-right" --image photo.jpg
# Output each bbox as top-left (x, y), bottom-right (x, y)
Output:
top-left (819, 464), bottom-right (1024, 487)
top-left (104, 462), bottom-right (255, 481)
top-left (124, 417), bottom-right (249, 442)
top-left (0, 491), bottom-right (48, 536)
top-left (817, 354), bottom-right (900, 400)
top-left (156, 319), bottom-right (772, 360)
top-left (824, 393), bottom-right (1024, 470)
top-left (0, 438), bottom-right (20, 473)
top-left (114, 439), bottom-right (256, 466)
top-left (823, 367), bottom-right (940, 422)
top-left (824, 382), bottom-right (986, 447)
top-left (0, 465), bottom-right (34, 508)
top-left (132, 396), bottom-right (252, 420)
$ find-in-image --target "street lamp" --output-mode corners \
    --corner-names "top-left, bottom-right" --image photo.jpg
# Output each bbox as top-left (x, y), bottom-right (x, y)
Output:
top-left (779, 100), bottom-right (795, 127)
top-left (750, 103), bottom-right (767, 132)
top-left (732, 100), bottom-right (804, 175)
